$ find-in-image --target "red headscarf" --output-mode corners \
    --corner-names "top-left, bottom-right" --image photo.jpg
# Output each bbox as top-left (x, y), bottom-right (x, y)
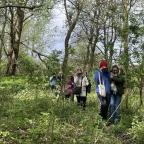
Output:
top-left (99, 59), bottom-right (108, 70)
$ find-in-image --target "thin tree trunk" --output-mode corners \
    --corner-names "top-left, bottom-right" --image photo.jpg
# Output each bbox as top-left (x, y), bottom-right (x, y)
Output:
top-left (139, 77), bottom-right (143, 106)
top-left (83, 43), bottom-right (90, 71)
top-left (103, 25), bottom-right (108, 60)
top-left (109, 42), bottom-right (114, 68)
top-left (122, 0), bottom-right (129, 108)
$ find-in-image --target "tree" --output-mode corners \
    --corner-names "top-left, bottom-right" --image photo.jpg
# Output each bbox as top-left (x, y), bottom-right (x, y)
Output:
top-left (62, 0), bottom-right (84, 76)
top-left (0, 0), bottom-right (53, 75)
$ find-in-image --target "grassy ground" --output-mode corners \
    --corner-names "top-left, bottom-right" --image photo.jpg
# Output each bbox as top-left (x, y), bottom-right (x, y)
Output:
top-left (0, 77), bottom-right (144, 144)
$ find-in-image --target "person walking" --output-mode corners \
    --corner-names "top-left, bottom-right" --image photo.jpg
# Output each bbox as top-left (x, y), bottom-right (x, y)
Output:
top-left (109, 65), bottom-right (125, 124)
top-left (49, 73), bottom-right (57, 92)
top-left (64, 75), bottom-right (74, 101)
top-left (74, 68), bottom-right (83, 105)
top-left (79, 72), bottom-right (89, 110)
top-left (94, 59), bottom-right (111, 120)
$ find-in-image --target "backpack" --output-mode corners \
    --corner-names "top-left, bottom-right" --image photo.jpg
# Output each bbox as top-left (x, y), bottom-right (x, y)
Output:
top-left (86, 80), bottom-right (91, 93)
top-left (73, 77), bottom-right (82, 95)
top-left (73, 85), bottom-right (82, 95)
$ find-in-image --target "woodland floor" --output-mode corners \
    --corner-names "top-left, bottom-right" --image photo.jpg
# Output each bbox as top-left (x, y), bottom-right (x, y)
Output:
top-left (0, 76), bottom-right (143, 144)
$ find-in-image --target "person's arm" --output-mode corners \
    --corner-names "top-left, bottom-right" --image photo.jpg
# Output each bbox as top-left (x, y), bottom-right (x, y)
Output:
top-left (49, 76), bottom-right (53, 81)
top-left (94, 70), bottom-right (100, 85)
top-left (85, 77), bottom-right (89, 86)
top-left (74, 76), bottom-right (77, 83)
top-left (111, 75), bottom-right (125, 85)
top-left (82, 76), bottom-right (89, 87)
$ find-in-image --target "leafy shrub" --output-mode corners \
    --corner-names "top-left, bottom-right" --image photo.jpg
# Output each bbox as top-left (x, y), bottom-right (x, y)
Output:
top-left (18, 54), bottom-right (41, 76)
top-left (129, 116), bottom-right (144, 143)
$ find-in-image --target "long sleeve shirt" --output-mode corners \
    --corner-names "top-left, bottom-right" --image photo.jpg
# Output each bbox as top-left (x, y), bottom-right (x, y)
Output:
top-left (81, 76), bottom-right (89, 97)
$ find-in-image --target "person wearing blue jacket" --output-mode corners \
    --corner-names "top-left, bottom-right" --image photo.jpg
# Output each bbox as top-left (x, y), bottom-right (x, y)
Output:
top-left (94, 59), bottom-right (111, 120)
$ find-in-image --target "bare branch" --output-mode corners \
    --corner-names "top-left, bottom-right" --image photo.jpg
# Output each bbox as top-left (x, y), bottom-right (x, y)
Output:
top-left (32, 50), bottom-right (48, 58)
top-left (0, 4), bottom-right (52, 10)
top-left (96, 45), bottom-right (105, 56)
top-left (23, 14), bottom-right (33, 22)
top-left (64, 0), bottom-right (71, 26)
top-left (20, 42), bottom-right (48, 58)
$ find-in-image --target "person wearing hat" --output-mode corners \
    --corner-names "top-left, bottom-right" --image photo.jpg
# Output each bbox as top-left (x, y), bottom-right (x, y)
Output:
top-left (94, 59), bottom-right (111, 119)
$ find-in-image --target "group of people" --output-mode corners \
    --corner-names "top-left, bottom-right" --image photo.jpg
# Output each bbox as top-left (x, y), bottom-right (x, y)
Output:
top-left (49, 59), bottom-right (125, 124)
top-left (94, 59), bottom-right (125, 124)
top-left (49, 69), bottom-right (91, 110)
top-left (64, 69), bottom-right (91, 110)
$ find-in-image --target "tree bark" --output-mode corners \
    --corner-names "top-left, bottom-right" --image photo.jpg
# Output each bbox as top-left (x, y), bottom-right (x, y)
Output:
top-left (0, 8), bottom-right (7, 63)
top-left (83, 43), bottom-right (90, 71)
top-left (139, 77), bottom-right (143, 106)
top-left (6, 7), bottom-right (24, 75)
top-left (122, 0), bottom-right (129, 108)
top-left (88, 36), bottom-right (98, 71)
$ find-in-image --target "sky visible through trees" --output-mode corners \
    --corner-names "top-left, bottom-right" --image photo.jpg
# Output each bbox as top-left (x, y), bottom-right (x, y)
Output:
top-left (46, 3), bottom-right (66, 53)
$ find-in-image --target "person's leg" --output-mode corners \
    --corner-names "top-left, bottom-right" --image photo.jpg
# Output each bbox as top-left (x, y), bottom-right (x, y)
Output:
top-left (114, 95), bottom-right (122, 123)
top-left (104, 96), bottom-right (110, 119)
top-left (76, 95), bottom-right (81, 105)
top-left (109, 95), bottom-right (116, 123)
top-left (70, 94), bottom-right (74, 102)
top-left (65, 94), bottom-right (70, 100)
top-left (98, 95), bottom-right (107, 119)
top-left (83, 96), bottom-right (87, 110)
top-left (102, 96), bottom-right (110, 120)
top-left (80, 96), bottom-right (83, 107)
top-left (51, 85), bottom-right (54, 92)
top-left (52, 85), bottom-right (56, 93)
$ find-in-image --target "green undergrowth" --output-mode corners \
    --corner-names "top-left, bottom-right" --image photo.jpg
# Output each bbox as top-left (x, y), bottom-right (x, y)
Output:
top-left (0, 77), bottom-right (144, 144)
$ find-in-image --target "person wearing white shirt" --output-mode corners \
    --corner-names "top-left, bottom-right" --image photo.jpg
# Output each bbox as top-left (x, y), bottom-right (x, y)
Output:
top-left (80, 74), bottom-right (89, 109)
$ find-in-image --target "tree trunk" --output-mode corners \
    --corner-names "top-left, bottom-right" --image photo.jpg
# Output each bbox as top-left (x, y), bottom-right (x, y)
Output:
top-left (6, 7), bottom-right (14, 75)
top-left (122, 0), bottom-right (129, 108)
top-left (86, 35), bottom-right (93, 71)
top-left (103, 25), bottom-right (108, 61)
top-left (6, 7), bottom-right (24, 75)
top-left (88, 36), bottom-right (98, 71)
top-left (62, 9), bottom-right (81, 75)
top-left (83, 43), bottom-right (90, 71)
top-left (0, 8), bottom-right (7, 63)
top-left (109, 42), bottom-right (114, 68)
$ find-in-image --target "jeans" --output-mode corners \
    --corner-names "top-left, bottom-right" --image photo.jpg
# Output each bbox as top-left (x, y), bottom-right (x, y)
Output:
top-left (109, 94), bottom-right (122, 123)
top-left (98, 95), bottom-right (110, 120)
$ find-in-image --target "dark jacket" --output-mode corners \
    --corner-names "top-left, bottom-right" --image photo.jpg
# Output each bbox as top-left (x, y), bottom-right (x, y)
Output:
top-left (110, 74), bottom-right (125, 96)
